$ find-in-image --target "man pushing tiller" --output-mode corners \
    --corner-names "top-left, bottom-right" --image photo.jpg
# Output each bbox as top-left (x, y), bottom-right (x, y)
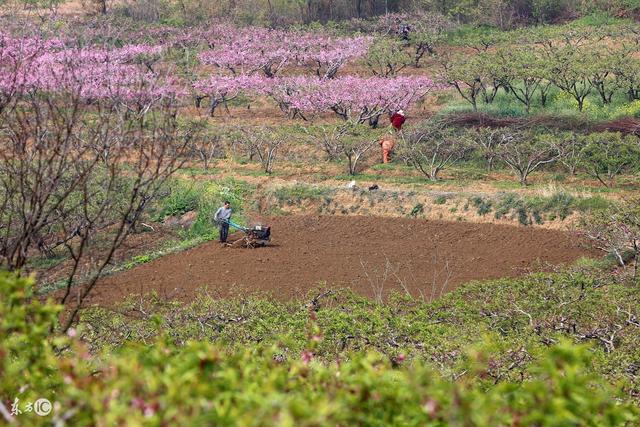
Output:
top-left (214, 201), bottom-right (272, 248)
top-left (214, 201), bottom-right (232, 245)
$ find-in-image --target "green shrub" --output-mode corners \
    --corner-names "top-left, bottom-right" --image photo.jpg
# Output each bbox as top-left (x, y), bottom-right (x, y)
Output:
top-left (517, 206), bottom-right (535, 225)
top-left (544, 191), bottom-right (574, 219)
top-left (153, 180), bottom-right (200, 220)
top-left (410, 203), bottom-right (425, 217)
top-left (471, 196), bottom-right (493, 216)
top-left (44, 339), bottom-right (636, 426)
top-left (487, 191), bottom-right (605, 224)
top-left (0, 273), bottom-right (64, 407)
top-left (578, 132), bottom-right (640, 187)
top-left (1, 271), bottom-right (638, 425)
top-left (528, 191), bottom-right (575, 220)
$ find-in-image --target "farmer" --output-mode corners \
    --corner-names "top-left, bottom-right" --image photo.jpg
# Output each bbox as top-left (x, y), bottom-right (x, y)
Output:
top-left (399, 23), bottom-right (411, 41)
top-left (390, 109), bottom-right (406, 131)
top-left (214, 201), bottom-right (232, 245)
top-left (379, 133), bottom-right (395, 164)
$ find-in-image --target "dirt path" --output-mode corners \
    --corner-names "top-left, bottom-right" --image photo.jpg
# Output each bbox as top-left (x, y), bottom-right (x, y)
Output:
top-left (86, 216), bottom-right (597, 305)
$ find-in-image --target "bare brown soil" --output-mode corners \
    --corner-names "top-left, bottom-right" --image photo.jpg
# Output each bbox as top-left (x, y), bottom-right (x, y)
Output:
top-left (36, 224), bottom-right (178, 286)
top-left (87, 215), bottom-right (596, 305)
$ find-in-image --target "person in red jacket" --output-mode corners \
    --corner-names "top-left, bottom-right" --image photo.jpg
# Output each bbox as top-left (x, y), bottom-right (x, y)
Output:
top-left (390, 109), bottom-right (406, 131)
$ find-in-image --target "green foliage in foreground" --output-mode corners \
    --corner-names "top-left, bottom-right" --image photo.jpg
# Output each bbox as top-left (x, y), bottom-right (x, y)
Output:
top-left (0, 272), bottom-right (636, 425)
top-left (2, 270), bottom-right (639, 425)
top-left (80, 269), bottom-right (640, 398)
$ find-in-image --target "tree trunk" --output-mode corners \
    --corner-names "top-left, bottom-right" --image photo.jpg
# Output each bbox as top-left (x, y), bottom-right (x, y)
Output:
top-left (347, 154), bottom-right (356, 175)
top-left (209, 99), bottom-right (219, 117)
top-left (519, 171), bottom-right (529, 186)
top-left (487, 156), bottom-right (494, 172)
top-left (634, 241), bottom-right (639, 282)
top-left (430, 167), bottom-right (440, 181)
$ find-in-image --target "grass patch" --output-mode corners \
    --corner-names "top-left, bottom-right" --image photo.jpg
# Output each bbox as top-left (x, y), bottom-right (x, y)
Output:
top-left (27, 254), bottom-right (67, 270)
top-left (239, 169), bottom-right (281, 178)
top-left (574, 195), bottom-right (612, 212)
top-left (178, 166), bottom-right (221, 176)
top-left (36, 232), bottom-right (220, 296)
top-left (434, 195), bottom-right (449, 205)
top-left (442, 82), bottom-right (640, 122)
top-left (273, 184), bottom-right (331, 204)
top-left (333, 173), bottom-right (449, 186)
top-left (123, 254), bottom-right (153, 269)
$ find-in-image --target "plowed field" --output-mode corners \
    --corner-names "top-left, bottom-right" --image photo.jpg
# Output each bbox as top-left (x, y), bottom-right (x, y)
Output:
top-left (85, 216), bottom-right (596, 305)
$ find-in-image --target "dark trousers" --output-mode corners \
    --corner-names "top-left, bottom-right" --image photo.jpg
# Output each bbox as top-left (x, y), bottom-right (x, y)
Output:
top-left (219, 222), bottom-right (229, 243)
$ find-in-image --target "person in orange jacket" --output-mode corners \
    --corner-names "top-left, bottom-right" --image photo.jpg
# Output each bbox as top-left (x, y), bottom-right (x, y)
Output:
top-left (380, 110), bottom-right (405, 163)
top-left (380, 133), bottom-right (395, 164)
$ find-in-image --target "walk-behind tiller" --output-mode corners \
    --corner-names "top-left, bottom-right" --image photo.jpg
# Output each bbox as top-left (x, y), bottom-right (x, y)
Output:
top-left (226, 220), bottom-right (271, 248)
